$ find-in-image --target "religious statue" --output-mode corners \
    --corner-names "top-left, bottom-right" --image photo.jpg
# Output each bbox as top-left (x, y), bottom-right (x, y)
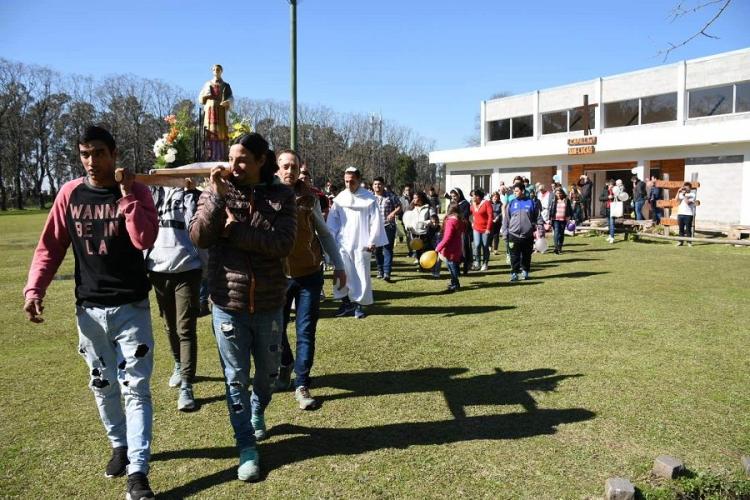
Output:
top-left (198, 64), bottom-right (233, 161)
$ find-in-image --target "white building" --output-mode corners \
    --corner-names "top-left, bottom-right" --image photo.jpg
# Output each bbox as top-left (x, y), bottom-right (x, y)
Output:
top-left (429, 48), bottom-right (750, 227)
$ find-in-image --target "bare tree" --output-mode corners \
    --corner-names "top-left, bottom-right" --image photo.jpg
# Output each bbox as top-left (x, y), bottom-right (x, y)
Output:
top-left (0, 59), bottom-right (437, 208)
top-left (660, 0), bottom-right (734, 61)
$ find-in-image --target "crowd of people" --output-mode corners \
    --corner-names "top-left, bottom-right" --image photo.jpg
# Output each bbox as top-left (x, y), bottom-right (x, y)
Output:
top-left (21, 127), bottom-right (699, 498)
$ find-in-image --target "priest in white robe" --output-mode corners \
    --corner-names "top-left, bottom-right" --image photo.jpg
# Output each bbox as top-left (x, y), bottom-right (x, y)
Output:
top-left (327, 167), bottom-right (387, 319)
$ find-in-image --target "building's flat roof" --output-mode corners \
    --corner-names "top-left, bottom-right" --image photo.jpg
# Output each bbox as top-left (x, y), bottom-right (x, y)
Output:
top-left (483, 47), bottom-right (750, 106)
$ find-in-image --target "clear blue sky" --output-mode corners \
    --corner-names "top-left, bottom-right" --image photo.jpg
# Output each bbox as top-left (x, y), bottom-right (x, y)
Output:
top-left (1, 0), bottom-right (749, 150)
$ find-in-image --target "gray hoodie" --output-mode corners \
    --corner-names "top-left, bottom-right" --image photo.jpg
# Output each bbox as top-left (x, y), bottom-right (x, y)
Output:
top-left (145, 186), bottom-right (205, 273)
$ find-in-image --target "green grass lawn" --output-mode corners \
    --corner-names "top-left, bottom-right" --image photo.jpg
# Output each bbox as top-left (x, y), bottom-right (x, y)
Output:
top-left (1, 211), bottom-right (749, 499)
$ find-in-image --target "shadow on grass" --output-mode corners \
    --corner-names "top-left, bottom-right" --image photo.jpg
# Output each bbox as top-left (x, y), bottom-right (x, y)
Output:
top-left (564, 248), bottom-right (618, 253)
top-left (365, 304), bottom-right (516, 317)
top-left (535, 257), bottom-right (602, 264)
top-left (193, 375), bottom-right (225, 383)
top-left (193, 394), bottom-right (225, 407)
top-left (477, 280), bottom-right (542, 289)
top-left (313, 367), bottom-right (583, 416)
top-left (153, 367), bottom-right (593, 497)
top-left (537, 271), bottom-right (608, 280)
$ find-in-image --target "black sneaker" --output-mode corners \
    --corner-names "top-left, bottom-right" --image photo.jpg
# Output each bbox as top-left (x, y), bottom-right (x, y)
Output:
top-left (126, 472), bottom-right (154, 500)
top-left (334, 302), bottom-right (354, 317)
top-left (105, 446), bottom-right (128, 478)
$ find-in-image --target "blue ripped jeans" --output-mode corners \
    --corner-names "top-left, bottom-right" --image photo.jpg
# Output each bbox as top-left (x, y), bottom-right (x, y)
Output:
top-left (212, 305), bottom-right (283, 450)
top-left (75, 298), bottom-right (154, 475)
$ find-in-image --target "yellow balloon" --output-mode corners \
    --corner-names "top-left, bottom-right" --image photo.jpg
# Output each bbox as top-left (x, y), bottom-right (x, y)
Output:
top-left (419, 250), bottom-right (438, 270)
top-left (409, 238), bottom-right (424, 251)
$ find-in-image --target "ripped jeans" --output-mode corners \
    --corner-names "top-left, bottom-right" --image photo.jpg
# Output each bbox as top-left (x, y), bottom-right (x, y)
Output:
top-left (212, 305), bottom-right (283, 450)
top-left (75, 298), bottom-right (154, 475)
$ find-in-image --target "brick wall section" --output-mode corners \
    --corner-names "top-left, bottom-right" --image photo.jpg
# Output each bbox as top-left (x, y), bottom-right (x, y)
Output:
top-left (530, 166), bottom-right (557, 186)
top-left (651, 159), bottom-right (685, 197)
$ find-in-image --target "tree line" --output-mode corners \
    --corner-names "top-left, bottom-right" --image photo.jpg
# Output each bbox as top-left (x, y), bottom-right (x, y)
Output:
top-left (0, 58), bottom-right (437, 210)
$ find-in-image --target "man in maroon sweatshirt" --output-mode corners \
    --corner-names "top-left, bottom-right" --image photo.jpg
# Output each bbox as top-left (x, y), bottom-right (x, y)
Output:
top-left (23, 126), bottom-right (159, 500)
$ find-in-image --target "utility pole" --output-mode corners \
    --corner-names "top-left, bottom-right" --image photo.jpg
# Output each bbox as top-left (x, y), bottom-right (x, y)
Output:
top-left (370, 112), bottom-right (383, 178)
top-left (289, 0), bottom-right (298, 150)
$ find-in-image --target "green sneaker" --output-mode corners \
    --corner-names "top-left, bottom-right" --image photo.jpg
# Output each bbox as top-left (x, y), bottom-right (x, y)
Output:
top-left (168, 362), bottom-right (181, 388)
top-left (237, 447), bottom-right (259, 481)
top-left (251, 412), bottom-right (267, 441)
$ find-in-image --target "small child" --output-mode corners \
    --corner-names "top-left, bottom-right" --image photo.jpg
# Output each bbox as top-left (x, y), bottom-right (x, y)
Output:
top-left (425, 214), bottom-right (442, 278)
top-left (435, 202), bottom-right (465, 292)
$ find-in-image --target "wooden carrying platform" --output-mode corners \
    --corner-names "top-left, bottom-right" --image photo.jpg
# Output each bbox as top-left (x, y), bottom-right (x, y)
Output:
top-left (655, 180), bottom-right (700, 189)
top-left (115, 162), bottom-right (229, 187)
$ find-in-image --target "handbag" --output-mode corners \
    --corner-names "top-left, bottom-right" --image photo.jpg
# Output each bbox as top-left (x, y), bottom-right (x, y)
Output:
top-left (610, 201), bottom-right (623, 218)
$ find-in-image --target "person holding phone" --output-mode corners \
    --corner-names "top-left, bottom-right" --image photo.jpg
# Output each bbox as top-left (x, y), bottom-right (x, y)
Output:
top-left (676, 182), bottom-right (697, 246)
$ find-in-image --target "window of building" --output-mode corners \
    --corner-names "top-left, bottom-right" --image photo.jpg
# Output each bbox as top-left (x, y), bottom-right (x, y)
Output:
top-left (736, 81), bottom-right (750, 113)
top-left (542, 111), bottom-right (567, 134)
top-left (472, 174), bottom-right (491, 192)
top-left (569, 107), bottom-right (596, 132)
top-left (604, 99), bottom-right (639, 128)
top-left (487, 119), bottom-right (510, 141)
top-left (688, 85), bottom-right (732, 117)
top-left (511, 115), bottom-right (533, 138)
top-left (641, 92), bottom-right (677, 124)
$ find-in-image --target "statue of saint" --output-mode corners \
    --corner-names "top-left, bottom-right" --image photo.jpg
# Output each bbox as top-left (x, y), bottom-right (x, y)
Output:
top-left (198, 64), bottom-right (233, 161)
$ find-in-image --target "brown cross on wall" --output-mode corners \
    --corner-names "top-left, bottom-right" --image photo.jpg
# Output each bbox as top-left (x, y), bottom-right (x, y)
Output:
top-left (572, 94), bottom-right (598, 136)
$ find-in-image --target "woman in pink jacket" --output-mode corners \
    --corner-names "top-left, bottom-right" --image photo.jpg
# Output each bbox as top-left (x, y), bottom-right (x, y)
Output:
top-left (436, 202), bottom-right (466, 293)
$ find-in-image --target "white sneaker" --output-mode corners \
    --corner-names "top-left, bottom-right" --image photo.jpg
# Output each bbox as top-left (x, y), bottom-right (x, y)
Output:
top-left (295, 386), bottom-right (316, 410)
top-left (607, 237), bottom-right (614, 244)
top-left (168, 362), bottom-right (181, 388)
top-left (480, 263), bottom-right (488, 271)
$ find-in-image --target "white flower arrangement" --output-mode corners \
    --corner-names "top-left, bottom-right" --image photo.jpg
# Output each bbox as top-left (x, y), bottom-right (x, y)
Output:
top-left (153, 113), bottom-right (193, 168)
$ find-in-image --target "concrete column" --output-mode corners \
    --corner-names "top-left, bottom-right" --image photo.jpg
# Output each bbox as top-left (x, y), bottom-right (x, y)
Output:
top-left (480, 100), bottom-right (487, 147)
top-left (677, 60), bottom-right (687, 124)
top-left (635, 159), bottom-right (651, 181)
top-left (556, 164), bottom-right (569, 190)
top-left (740, 152), bottom-right (750, 225)
top-left (596, 77), bottom-right (603, 133)
top-left (533, 90), bottom-right (540, 138)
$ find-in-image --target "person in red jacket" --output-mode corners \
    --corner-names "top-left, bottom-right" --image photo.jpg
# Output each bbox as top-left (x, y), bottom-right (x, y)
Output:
top-left (469, 189), bottom-right (493, 271)
top-left (22, 125), bottom-right (159, 500)
top-left (436, 201), bottom-right (466, 292)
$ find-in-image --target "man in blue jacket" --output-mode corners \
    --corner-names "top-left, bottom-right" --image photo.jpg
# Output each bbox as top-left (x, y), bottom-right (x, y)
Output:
top-left (501, 183), bottom-right (545, 282)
